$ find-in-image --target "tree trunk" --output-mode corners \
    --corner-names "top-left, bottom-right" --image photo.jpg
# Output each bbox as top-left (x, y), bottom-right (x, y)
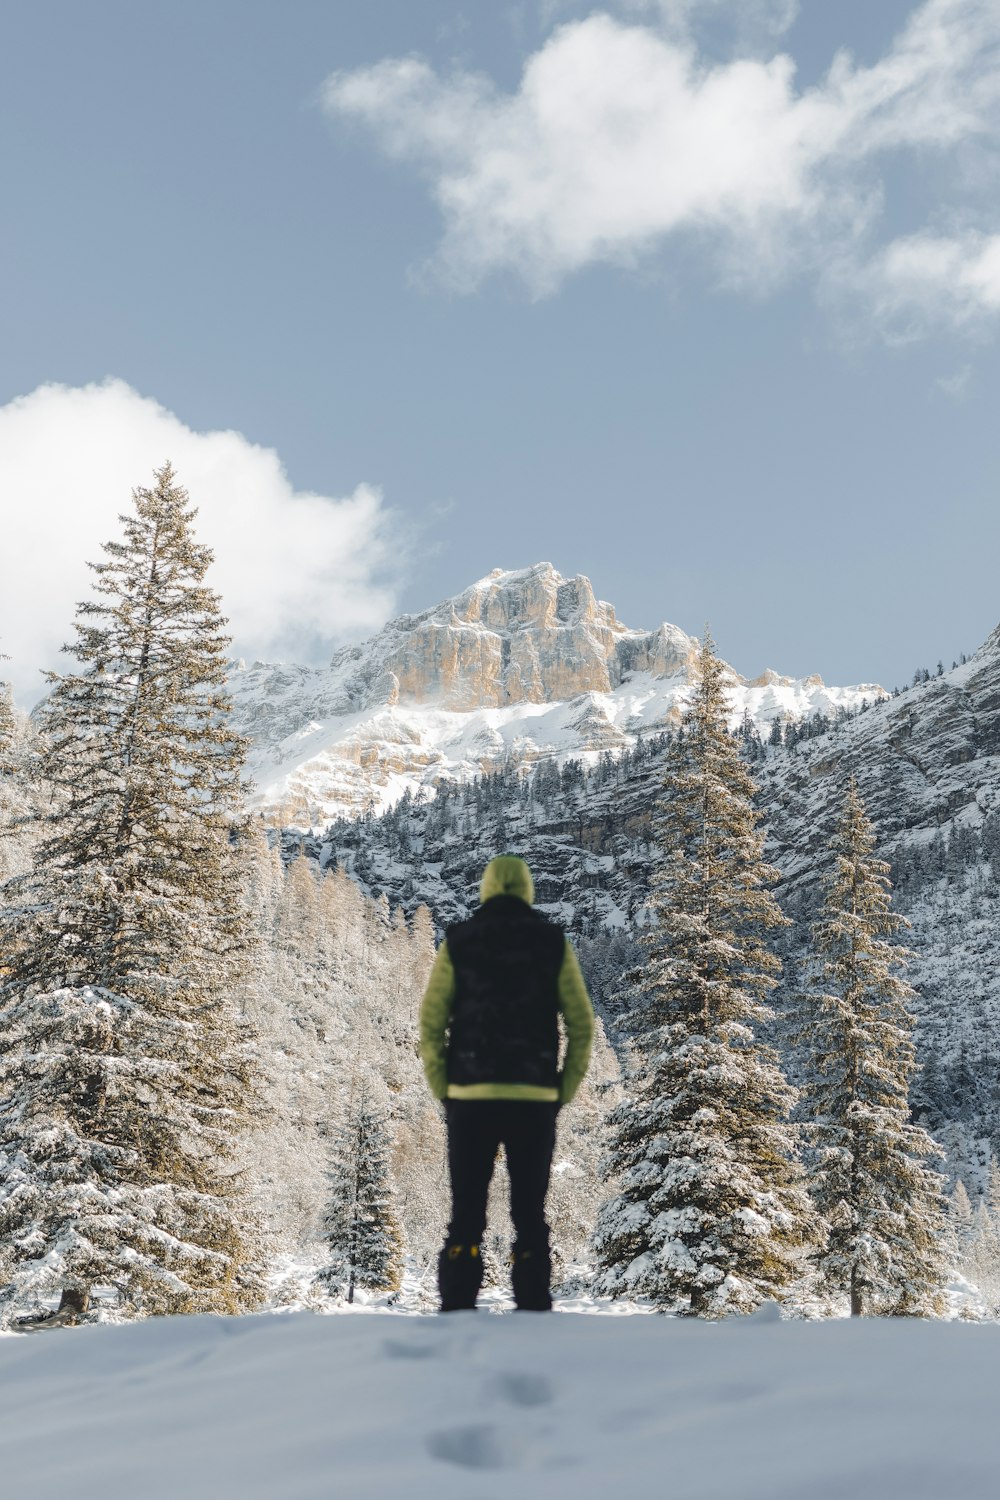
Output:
top-left (850, 1272), bottom-right (862, 1317)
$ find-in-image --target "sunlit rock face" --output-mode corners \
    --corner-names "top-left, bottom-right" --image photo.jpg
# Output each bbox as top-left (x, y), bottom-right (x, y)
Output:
top-left (228, 563), bottom-right (883, 825)
top-left (359, 565), bottom-right (695, 710)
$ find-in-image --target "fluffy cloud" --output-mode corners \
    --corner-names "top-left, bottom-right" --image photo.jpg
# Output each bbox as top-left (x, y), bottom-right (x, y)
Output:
top-left (0, 381), bottom-right (402, 706)
top-left (546, 0), bottom-right (801, 46)
top-left (323, 0), bottom-right (1000, 317)
top-left (858, 231), bottom-right (1000, 338)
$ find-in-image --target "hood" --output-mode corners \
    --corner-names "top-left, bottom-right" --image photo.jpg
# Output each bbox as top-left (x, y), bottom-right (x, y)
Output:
top-left (479, 855), bottom-right (535, 905)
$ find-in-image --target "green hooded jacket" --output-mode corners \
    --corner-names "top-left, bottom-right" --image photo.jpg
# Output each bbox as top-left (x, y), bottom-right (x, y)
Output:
top-left (419, 856), bottom-right (596, 1105)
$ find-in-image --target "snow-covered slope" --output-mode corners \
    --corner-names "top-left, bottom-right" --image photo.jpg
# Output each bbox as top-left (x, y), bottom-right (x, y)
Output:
top-left (231, 563), bottom-right (884, 823)
top-left (761, 625), bottom-right (1000, 903)
top-left (3, 1308), bottom-right (999, 1500)
top-left (755, 620), bottom-right (1000, 1185)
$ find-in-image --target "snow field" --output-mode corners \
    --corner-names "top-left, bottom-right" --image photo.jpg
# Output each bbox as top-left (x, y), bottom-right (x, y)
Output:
top-left (240, 660), bottom-right (882, 824)
top-left (2, 1308), bottom-right (998, 1500)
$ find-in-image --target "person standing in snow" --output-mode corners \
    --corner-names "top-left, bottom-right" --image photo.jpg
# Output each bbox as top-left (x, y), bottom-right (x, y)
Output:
top-left (419, 855), bottom-right (595, 1312)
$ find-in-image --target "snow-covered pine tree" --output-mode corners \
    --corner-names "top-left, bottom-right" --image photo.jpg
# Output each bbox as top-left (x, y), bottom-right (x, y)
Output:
top-left (0, 464), bottom-right (264, 1324)
top-left (0, 675), bottom-right (16, 778)
top-left (318, 1079), bottom-right (403, 1304)
top-left (593, 631), bottom-right (816, 1316)
top-left (243, 846), bottom-right (347, 1288)
top-left (987, 1157), bottom-right (1000, 1218)
top-left (0, 662), bottom-right (35, 884)
top-left (951, 1179), bottom-right (974, 1247)
top-left (962, 1201), bottom-right (1000, 1317)
top-left (800, 779), bottom-right (948, 1317)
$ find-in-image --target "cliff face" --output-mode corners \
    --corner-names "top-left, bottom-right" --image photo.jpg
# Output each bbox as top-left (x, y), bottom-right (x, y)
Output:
top-left (331, 564), bottom-right (696, 712)
top-left (230, 563), bottom-right (884, 824)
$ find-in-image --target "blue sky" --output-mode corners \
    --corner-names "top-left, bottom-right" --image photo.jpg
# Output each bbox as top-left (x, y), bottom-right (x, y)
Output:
top-left (2, 0), bottom-right (999, 703)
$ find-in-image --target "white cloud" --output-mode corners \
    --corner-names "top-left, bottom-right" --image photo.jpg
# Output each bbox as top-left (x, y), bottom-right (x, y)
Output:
top-left (323, 0), bottom-right (1000, 317)
top-left (0, 381), bottom-right (402, 706)
top-left (858, 231), bottom-right (1000, 338)
top-left (325, 21), bottom-right (830, 294)
top-left (936, 362), bottom-right (974, 398)
top-left (547, 0), bottom-right (801, 47)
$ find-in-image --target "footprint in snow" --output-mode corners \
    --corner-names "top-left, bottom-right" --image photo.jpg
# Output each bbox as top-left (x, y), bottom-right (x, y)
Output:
top-left (491, 1371), bottom-right (555, 1409)
top-left (427, 1423), bottom-right (508, 1470)
top-left (381, 1337), bottom-right (440, 1361)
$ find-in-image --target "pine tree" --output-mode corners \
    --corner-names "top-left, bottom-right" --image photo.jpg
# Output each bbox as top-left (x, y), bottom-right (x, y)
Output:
top-left (0, 661), bottom-right (35, 886)
top-left (240, 826), bottom-right (333, 1277)
top-left (951, 1179), bottom-right (974, 1247)
top-left (593, 632), bottom-right (816, 1316)
top-left (0, 464), bottom-right (264, 1323)
top-left (0, 677), bottom-right (16, 778)
top-left (318, 1079), bottom-right (403, 1304)
top-left (800, 780), bottom-right (948, 1317)
top-left (963, 1202), bottom-right (1000, 1316)
top-left (275, 854), bottom-right (322, 962)
top-left (987, 1157), bottom-right (1000, 1218)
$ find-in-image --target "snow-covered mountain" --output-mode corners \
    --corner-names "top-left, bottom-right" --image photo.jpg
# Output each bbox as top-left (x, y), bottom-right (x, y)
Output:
top-left (288, 609), bottom-right (1000, 1190)
top-left (757, 621), bottom-right (1000, 1188)
top-left (761, 623), bottom-right (1000, 901)
top-left (232, 563), bottom-right (885, 823)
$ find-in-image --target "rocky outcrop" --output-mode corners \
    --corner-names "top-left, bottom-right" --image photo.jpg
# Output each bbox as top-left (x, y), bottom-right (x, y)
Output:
top-left (333, 564), bottom-right (696, 712)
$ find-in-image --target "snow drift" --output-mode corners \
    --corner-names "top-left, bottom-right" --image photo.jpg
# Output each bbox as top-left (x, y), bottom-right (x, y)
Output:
top-left (2, 1307), bottom-right (997, 1499)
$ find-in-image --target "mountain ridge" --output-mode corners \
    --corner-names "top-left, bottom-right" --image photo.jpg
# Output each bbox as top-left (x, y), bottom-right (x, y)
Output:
top-left (231, 562), bottom-right (885, 824)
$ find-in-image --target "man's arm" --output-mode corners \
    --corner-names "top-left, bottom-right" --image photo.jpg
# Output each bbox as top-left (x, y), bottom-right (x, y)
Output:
top-left (557, 941), bottom-right (595, 1105)
top-left (419, 940), bottom-right (455, 1100)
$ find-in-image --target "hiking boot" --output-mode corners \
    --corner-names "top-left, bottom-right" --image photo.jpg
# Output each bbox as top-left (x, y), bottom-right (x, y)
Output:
top-left (438, 1242), bottom-right (484, 1312)
top-left (510, 1245), bottom-right (552, 1312)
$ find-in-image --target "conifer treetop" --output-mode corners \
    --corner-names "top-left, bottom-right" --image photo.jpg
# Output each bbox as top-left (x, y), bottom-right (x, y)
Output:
top-left (814, 776), bottom-right (913, 970)
top-left (640, 628), bottom-right (788, 1035)
top-left (17, 461), bottom-right (251, 1002)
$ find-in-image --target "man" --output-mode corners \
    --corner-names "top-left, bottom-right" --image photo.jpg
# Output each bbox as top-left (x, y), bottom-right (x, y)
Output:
top-left (419, 854), bottom-right (595, 1312)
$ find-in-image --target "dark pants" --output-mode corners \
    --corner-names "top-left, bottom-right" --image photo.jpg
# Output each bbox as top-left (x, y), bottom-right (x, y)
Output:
top-left (439, 1099), bottom-right (559, 1312)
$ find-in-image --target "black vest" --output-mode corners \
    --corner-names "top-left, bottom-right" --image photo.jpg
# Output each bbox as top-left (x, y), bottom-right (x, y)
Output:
top-left (446, 896), bottom-right (565, 1089)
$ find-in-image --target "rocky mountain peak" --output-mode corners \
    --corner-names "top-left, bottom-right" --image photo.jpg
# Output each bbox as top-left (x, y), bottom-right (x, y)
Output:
top-left (229, 564), bottom-right (886, 824)
top-left (328, 563), bottom-right (696, 714)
